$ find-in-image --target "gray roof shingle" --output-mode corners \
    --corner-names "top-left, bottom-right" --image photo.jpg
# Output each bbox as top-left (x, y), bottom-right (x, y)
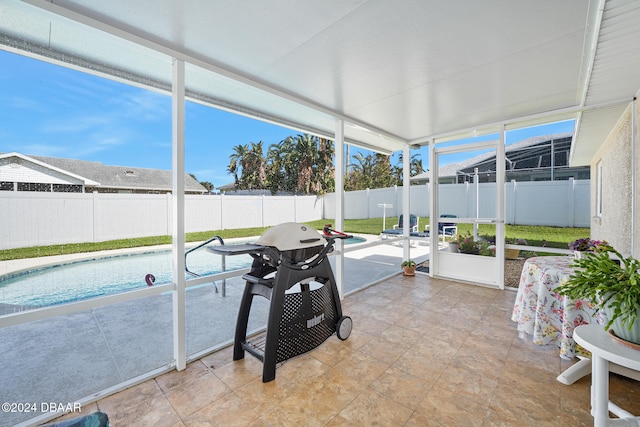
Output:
top-left (5, 153), bottom-right (206, 192)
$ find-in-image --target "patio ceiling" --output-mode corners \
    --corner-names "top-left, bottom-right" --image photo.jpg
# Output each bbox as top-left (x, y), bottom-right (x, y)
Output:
top-left (2, 0), bottom-right (640, 161)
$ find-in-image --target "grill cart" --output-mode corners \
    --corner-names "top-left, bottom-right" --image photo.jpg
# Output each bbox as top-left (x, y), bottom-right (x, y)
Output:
top-left (207, 222), bottom-right (352, 382)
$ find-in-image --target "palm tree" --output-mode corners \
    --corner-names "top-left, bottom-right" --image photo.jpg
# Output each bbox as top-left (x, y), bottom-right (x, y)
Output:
top-left (230, 133), bottom-right (335, 195)
top-left (293, 134), bottom-right (318, 194)
top-left (243, 141), bottom-right (266, 190)
top-left (281, 136), bottom-right (299, 193)
top-left (345, 152), bottom-right (396, 190)
top-left (267, 136), bottom-right (298, 193)
top-left (266, 141), bottom-right (286, 194)
top-left (227, 142), bottom-right (267, 190)
top-left (372, 153), bottom-right (394, 188)
top-left (397, 152), bottom-right (424, 177)
top-left (347, 152), bottom-right (376, 190)
top-left (228, 144), bottom-right (248, 188)
top-left (316, 137), bottom-right (335, 194)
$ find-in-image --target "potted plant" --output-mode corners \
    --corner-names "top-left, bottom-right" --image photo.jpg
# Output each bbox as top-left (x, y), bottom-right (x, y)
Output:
top-left (483, 235), bottom-right (525, 259)
top-left (569, 237), bottom-right (610, 259)
top-left (556, 245), bottom-right (640, 345)
top-left (456, 232), bottom-right (479, 255)
top-left (505, 238), bottom-right (527, 259)
top-left (401, 259), bottom-right (417, 276)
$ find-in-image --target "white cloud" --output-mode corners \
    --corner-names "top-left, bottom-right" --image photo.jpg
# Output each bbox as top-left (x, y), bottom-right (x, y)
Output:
top-left (113, 91), bottom-right (170, 121)
top-left (6, 96), bottom-right (49, 113)
top-left (19, 144), bottom-right (68, 157)
top-left (40, 114), bottom-right (113, 133)
top-left (191, 168), bottom-right (233, 187)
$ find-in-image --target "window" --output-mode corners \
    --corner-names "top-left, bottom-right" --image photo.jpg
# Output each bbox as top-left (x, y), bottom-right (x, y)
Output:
top-left (52, 184), bottom-right (83, 193)
top-left (596, 160), bottom-right (603, 217)
top-left (17, 182), bottom-right (51, 192)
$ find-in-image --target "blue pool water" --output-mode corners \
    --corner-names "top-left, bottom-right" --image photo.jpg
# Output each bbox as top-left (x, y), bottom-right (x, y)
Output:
top-left (0, 236), bottom-right (366, 308)
top-left (0, 247), bottom-right (251, 308)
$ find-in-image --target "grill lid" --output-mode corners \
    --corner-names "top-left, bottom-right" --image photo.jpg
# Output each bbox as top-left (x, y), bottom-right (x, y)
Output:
top-left (256, 222), bottom-right (325, 251)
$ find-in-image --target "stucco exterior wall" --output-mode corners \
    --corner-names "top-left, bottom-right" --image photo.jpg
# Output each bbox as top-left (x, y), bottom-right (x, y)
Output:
top-left (637, 98), bottom-right (640, 257)
top-left (591, 99), bottom-right (638, 255)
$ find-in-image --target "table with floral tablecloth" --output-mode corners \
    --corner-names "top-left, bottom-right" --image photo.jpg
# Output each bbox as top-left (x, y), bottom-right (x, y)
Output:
top-left (511, 255), bottom-right (605, 359)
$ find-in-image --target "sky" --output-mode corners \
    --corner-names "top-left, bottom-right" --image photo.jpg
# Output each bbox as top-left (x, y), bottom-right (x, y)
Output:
top-left (0, 49), bottom-right (576, 188)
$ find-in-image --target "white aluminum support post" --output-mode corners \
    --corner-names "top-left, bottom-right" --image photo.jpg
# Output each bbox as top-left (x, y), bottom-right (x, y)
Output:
top-left (378, 203), bottom-right (393, 231)
top-left (474, 168), bottom-right (479, 240)
top-left (334, 119), bottom-right (345, 299)
top-left (495, 125), bottom-right (506, 289)
top-left (171, 58), bottom-right (187, 370)
top-left (428, 139), bottom-right (437, 276)
top-left (402, 144), bottom-right (411, 261)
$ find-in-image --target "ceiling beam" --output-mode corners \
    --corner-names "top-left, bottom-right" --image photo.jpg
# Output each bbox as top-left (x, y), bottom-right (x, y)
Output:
top-left (409, 97), bottom-right (632, 147)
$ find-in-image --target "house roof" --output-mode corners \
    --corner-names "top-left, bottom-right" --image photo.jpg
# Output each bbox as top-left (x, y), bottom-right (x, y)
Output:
top-left (1, 1), bottom-right (640, 164)
top-left (411, 133), bottom-right (577, 181)
top-left (0, 152), bottom-right (100, 186)
top-left (1, 152), bottom-right (206, 192)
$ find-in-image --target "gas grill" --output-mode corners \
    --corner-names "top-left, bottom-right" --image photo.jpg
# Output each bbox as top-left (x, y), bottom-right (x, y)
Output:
top-left (207, 222), bottom-right (352, 382)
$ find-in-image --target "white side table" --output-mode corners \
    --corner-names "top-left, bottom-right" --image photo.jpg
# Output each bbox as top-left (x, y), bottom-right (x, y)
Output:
top-left (574, 324), bottom-right (640, 427)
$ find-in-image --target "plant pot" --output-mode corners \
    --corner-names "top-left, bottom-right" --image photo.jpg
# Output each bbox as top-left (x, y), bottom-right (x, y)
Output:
top-left (402, 266), bottom-right (416, 276)
top-left (604, 304), bottom-right (640, 345)
top-left (505, 248), bottom-right (520, 259)
top-left (448, 243), bottom-right (460, 253)
top-left (460, 248), bottom-right (480, 255)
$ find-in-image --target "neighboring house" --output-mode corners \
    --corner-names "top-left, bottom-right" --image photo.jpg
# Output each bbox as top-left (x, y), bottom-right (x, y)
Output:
top-left (217, 182), bottom-right (239, 194)
top-left (411, 133), bottom-right (590, 184)
top-left (0, 152), bottom-right (207, 194)
top-left (218, 183), bottom-right (299, 196)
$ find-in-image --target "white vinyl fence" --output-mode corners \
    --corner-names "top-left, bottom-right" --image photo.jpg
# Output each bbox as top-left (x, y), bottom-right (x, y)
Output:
top-left (0, 192), bottom-right (323, 250)
top-left (0, 179), bottom-right (589, 250)
top-left (324, 179), bottom-right (590, 228)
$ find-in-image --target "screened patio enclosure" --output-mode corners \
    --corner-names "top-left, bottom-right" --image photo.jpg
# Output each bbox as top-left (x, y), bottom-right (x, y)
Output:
top-left (2, 1), bottom-right (640, 425)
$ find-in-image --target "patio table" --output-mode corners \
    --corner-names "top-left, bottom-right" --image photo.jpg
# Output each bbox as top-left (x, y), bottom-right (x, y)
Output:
top-left (511, 256), bottom-right (604, 359)
top-left (574, 324), bottom-right (640, 426)
top-left (512, 256), bottom-right (640, 386)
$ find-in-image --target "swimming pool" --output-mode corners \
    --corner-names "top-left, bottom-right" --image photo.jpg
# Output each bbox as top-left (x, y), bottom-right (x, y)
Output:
top-left (0, 236), bottom-right (366, 308)
top-left (0, 247), bottom-right (251, 308)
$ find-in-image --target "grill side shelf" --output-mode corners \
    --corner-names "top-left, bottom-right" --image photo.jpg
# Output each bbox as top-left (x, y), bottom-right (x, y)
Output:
top-left (206, 243), bottom-right (264, 256)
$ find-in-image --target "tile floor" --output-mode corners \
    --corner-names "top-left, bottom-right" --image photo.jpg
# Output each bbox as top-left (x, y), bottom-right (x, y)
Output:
top-left (49, 274), bottom-right (640, 426)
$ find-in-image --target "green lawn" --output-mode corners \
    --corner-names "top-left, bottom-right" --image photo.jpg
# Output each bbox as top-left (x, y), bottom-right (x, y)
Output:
top-left (0, 217), bottom-right (588, 261)
top-left (313, 218), bottom-right (587, 249)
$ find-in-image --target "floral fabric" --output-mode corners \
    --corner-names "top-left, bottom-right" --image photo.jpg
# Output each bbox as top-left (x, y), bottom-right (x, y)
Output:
top-left (511, 256), bottom-right (604, 359)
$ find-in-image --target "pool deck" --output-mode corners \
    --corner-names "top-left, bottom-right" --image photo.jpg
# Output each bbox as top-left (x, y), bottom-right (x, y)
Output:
top-left (0, 235), bottom-right (435, 426)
